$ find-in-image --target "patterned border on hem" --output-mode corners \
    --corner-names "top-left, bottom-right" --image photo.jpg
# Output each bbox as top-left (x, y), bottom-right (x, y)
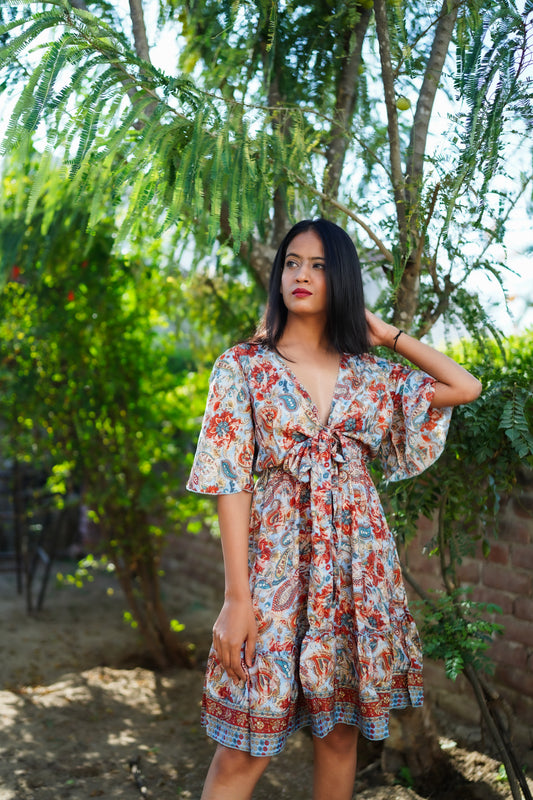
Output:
top-left (201, 672), bottom-right (423, 756)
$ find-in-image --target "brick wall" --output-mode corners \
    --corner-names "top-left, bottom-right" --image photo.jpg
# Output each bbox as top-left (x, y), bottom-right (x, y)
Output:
top-left (171, 472), bottom-right (533, 763)
top-left (403, 472), bottom-right (533, 764)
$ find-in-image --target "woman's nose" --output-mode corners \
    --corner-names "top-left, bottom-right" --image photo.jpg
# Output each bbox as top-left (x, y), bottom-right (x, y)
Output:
top-left (296, 263), bottom-right (310, 281)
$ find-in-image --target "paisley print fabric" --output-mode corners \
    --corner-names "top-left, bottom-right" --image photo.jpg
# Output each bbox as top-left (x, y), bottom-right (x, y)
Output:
top-left (187, 343), bottom-right (452, 755)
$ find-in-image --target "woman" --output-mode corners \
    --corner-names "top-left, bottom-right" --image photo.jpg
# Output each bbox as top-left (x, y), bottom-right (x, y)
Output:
top-left (187, 219), bottom-right (481, 800)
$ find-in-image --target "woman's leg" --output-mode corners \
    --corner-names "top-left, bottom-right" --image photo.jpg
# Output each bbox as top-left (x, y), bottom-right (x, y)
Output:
top-left (201, 743), bottom-right (271, 800)
top-left (312, 724), bottom-right (359, 800)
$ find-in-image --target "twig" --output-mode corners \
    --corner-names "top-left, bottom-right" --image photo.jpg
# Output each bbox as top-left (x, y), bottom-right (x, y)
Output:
top-left (129, 755), bottom-right (149, 797)
top-left (289, 172), bottom-right (394, 263)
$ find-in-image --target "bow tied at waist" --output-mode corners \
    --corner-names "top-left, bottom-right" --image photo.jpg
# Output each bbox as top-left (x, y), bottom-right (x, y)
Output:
top-left (276, 426), bottom-right (369, 633)
top-left (281, 426), bottom-right (352, 484)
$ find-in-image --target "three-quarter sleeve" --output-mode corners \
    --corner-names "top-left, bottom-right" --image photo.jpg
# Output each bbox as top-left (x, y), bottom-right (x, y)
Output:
top-left (187, 349), bottom-right (255, 494)
top-left (378, 363), bottom-right (452, 482)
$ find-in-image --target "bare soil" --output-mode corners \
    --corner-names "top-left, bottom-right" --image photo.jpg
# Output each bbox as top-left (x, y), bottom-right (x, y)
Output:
top-left (0, 560), bottom-right (530, 800)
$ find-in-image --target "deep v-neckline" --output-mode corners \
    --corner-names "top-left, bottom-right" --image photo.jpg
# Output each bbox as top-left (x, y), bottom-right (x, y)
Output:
top-left (272, 350), bottom-right (346, 427)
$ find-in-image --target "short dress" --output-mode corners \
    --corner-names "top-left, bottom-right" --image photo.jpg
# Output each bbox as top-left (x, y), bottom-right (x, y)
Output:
top-left (187, 342), bottom-right (452, 756)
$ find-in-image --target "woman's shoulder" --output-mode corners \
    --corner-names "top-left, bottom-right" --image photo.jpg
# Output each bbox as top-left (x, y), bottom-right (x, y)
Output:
top-left (214, 341), bottom-right (270, 369)
top-left (345, 351), bottom-right (390, 371)
top-left (345, 351), bottom-right (407, 382)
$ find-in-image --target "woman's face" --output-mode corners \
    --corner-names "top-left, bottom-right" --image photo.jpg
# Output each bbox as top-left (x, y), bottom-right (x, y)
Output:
top-left (280, 229), bottom-right (327, 319)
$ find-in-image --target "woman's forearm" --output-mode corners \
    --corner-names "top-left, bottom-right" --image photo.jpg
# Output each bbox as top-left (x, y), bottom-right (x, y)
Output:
top-left (217, 491), bottom-right (253, 599)
top-left (391, 330), bottom-right (481, 407)
top-left (365, 310), bottom-right (482, 408)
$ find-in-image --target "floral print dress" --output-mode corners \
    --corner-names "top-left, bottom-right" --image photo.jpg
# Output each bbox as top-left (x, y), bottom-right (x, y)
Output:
top-left (187, 343), bottom-right (452, 756)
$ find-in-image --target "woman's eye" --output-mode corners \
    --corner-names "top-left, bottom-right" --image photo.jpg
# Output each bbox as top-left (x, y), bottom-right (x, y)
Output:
top-left (313, 263), bottom-right (325, 270)
top-left (285, 260), bottom-right (298, 269)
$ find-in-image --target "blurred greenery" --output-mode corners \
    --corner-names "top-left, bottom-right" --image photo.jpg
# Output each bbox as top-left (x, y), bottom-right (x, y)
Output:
top-left (0, 147), bottom-right (263, 666)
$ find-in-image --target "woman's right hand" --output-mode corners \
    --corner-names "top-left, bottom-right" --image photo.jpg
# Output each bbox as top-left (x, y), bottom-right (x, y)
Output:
top-left (212, 596), bottom-right (257, 684)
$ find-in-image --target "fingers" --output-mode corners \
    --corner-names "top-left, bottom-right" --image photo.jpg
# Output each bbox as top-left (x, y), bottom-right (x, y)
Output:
top-left (245, 628), bottom-right (256, 669)
top-left (212, 631), bottom-right (248, 684)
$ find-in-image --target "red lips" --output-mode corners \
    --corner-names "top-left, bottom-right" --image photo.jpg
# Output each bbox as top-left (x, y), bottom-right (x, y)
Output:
top-left (292, 289), bottom-right (312, 297)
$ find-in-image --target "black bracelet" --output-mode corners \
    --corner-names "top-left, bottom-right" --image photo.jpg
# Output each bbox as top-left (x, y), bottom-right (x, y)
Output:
top-left (393, 329), bottom-right (404, 351)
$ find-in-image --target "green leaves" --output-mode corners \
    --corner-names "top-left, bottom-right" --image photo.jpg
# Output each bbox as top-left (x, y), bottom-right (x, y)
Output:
top-left (454, 1), bottom-right (532, 192)
top-left (500, 387), bottom-right (533, 460)
top-left (0, 1), bottom-right (320, 251)
top-left (417, 590), bottom-right (504, 680)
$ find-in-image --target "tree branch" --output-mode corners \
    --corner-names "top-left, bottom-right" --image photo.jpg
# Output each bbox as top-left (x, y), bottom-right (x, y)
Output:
top-left (266, 68), bottom-right (291, 245)
top-left (219, 201), bottom-right (277, 290)
top-left (128, 0), bottom-right (150, 62)
top-left (290, 172), bottom-right (394, 263)
top-left (406, 0), bottom-right (462, 209)
top-left (323, 7), bottom-right (372, 201)
top-left (373, 0), bottom-right (407, 249)
top-left (402, 559), bottom-right (529, 800)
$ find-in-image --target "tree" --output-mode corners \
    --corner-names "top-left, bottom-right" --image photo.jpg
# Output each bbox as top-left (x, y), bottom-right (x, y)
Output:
top-left (0, 0), bottom-right (531, 335)
top-left (0, 146), bottom-right (263, 667)
top-left (1, 0), bottom-right (532, 791)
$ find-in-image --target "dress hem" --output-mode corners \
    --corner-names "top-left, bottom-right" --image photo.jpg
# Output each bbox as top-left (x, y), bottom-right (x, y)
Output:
top-left (201, 683), bottom-right (424, 756)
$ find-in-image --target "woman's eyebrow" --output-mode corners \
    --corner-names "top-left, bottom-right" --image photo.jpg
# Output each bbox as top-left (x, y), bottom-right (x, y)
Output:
top-left (285, 251), bottom-right (325, 260)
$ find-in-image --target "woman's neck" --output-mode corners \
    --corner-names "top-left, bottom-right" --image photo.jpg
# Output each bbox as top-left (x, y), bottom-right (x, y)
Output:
top-left (279, 314), bottom-right (332, 354)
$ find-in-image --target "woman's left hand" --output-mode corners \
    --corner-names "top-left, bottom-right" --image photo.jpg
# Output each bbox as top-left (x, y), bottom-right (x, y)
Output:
top-left (365, 308), bottom-right (395, 348)
top-left (365, 308), bottom-right (482, 407)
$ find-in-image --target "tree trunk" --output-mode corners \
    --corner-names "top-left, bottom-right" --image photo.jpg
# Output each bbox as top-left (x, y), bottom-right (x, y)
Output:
top-left (381, 705), bottom-right (445, 780)
top-left (323, 8), bottom-right (372, 203)
top-left (374, 0), bottom-right (407, 250)
top-left (104, 512), bottom-right (192, 670)
top-left (128, 0), bottom-right (150, 62)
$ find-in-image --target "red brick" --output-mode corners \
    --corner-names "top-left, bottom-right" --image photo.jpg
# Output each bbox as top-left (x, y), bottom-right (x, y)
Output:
top-left (434, 687), bottom-right (480, 724)
top-left (494, 665), bottom-right (533, 696)
top-left (489, 640), bottom-right (528, 669)
top-left (514, 596), bottom-right (533, 622)
top-left (417, 515), bottom-right (436, 535)
top-left (512, 494), bottom-right (533, 519)
top-left (405, 547), bottom-right (440, 574)
top-left (422, 661), bottom-right (450, 692)
top-left (498, 517), bottom-right (531, 544)
top-left (410, 572), bottom-right (441, 594)
top-left (486, 541), bottom-right (509, 565)
top-left (511, 543), bottom-right (533, 571)
top-left (471, 586), bottom-right (514, 614)
top-left (500, 616), bottom-right (533, 648)
top-left (482, 562), bottom-right (531, 595)
top-left (457, 558), bottom-right (481, 585)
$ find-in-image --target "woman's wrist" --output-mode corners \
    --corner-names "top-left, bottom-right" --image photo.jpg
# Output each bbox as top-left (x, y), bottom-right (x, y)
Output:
top-left (392, 328), bottom-right (404, 352)
top-left (224, 586), bottom-right (252, 603)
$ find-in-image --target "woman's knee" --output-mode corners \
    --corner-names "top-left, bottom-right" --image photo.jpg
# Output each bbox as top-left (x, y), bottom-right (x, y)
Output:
top-left (212, 744), bottom-right (271, 779)
top-left (315, 724), bottom-right (359, 757)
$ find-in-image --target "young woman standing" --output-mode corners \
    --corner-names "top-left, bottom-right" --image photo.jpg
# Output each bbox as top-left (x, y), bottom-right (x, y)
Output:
top-left (187, 218), bottom-right (481, 800)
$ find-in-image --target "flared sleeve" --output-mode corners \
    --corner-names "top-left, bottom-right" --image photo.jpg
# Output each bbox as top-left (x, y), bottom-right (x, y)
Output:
top-left (187, 348), bottom-right (255, 495)
top-left (378, 362), bottom-right (452, 482)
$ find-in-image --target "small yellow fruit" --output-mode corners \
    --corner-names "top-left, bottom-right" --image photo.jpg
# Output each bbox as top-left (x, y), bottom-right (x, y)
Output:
top-left (396, 96), bottom-right (411, 111)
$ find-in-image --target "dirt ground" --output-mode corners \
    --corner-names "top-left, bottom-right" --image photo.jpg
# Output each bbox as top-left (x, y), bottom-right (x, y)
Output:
top-left (1, 559), bottom-right (531, 800)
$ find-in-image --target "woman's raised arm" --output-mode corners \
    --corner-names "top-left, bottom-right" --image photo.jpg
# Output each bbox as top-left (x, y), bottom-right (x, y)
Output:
top-left (365, 310), bottom-right (482, 408)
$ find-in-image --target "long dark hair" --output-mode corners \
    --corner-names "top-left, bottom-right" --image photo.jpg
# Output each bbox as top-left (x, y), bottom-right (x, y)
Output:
top-left (253, 218), bottom-right (370, 355)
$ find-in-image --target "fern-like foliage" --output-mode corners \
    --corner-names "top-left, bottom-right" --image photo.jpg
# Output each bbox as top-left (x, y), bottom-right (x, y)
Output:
top-left (416, 590), bottom-right (504, 680)
top-left (0, 1), bottom-right (315, 249)
top-left (500, 387), bottom-right (533, 460)
top-left (454, 0), bottom-right (532, 193)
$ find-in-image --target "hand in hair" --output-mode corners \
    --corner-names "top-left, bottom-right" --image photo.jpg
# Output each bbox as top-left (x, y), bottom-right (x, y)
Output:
top-left (365, 309), bottom-right (481, 408)
top-left (365, 309), bottom-right (394, 348)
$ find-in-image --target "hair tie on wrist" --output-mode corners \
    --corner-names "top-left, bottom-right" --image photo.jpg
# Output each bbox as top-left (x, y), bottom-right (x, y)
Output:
top-left (393, 329), bottom-right (403, 351)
